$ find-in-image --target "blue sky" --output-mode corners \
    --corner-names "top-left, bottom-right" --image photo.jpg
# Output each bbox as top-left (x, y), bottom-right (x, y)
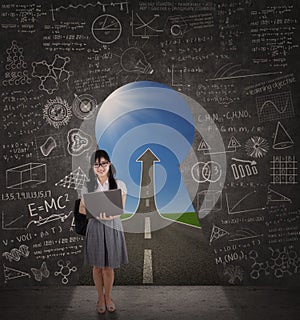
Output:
top-left (95, 81), bottom-right (195, 213)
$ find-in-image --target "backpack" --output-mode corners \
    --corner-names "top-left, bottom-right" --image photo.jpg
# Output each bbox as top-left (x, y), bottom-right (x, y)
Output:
top-left (73, 199), bottom-right (88, 236)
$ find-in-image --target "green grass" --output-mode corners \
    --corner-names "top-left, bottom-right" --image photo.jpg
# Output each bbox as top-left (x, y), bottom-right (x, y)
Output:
top-left (161, 212), bottom-right (200, 227)
top-left (121, 212), bottom-right (200, 227)
top-left (120, 214), bottom-right (133, 220)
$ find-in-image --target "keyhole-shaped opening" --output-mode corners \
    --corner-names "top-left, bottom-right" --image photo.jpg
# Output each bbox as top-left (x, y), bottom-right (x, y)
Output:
top-left (95, 81), bottom-right (195, 225)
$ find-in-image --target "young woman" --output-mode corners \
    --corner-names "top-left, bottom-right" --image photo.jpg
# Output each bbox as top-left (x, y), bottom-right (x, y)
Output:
top-left (79, 149), bottom-right (128, 314)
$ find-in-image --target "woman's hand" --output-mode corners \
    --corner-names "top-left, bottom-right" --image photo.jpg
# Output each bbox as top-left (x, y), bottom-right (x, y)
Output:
top-left (97, 212), bottom-right (114, 220)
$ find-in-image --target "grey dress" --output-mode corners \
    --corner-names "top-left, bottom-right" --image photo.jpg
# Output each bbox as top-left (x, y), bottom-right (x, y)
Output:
top-left (82, 179), bottom-right (128, 269)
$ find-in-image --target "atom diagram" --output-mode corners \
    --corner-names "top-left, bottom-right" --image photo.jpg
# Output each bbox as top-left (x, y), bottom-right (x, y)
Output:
top-left (54, 260), bottom-right (77, 284)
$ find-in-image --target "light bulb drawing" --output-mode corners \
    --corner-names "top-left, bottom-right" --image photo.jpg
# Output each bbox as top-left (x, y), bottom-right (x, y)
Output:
top-left (120, 47), bottom-right (153, 74)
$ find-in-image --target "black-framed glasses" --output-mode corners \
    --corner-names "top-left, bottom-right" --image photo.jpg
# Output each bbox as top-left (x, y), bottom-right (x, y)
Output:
top-left (94, 161), bottom-right (109, 168)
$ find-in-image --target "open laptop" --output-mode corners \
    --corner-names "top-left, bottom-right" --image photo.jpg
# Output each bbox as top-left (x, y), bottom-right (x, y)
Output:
top-left (82, 189), bottom-right (123, 219)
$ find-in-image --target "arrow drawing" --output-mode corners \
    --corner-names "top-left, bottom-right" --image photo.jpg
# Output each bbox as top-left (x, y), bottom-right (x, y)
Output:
top-left (135, 148), bottom-right (160, 214)
top-left (231, 158), bottom-right (257, 166)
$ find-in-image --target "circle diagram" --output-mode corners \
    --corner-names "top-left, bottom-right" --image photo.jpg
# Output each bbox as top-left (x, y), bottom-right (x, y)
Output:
top-left (191, 161), bottom-right (222, 183)
top-left (91, 14), bottom-right (122, 44)
top-left (72, 94), bottom-right (97, 119)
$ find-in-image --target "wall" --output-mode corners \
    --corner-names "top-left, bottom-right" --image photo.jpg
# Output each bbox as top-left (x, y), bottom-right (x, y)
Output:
top-left (0, 0), bottom-right (299, 286)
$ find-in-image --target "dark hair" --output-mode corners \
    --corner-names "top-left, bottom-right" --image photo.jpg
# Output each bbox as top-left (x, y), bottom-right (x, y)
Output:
top-left (86, 149), bottom-right (117, 192)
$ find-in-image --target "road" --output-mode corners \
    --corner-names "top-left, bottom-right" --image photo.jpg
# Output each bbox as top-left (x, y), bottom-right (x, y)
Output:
top-left (114, 212), bottom-right (219, 285)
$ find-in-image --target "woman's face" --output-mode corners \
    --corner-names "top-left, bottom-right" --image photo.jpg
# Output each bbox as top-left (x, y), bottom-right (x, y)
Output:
top-left (93, 156), bottom-right (110, 179)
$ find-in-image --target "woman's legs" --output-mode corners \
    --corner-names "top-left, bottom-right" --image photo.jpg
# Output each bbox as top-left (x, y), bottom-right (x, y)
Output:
top-left (102, 267), bottom-right (115, 306)
top-left (92, 266), bottom-right (105, 305)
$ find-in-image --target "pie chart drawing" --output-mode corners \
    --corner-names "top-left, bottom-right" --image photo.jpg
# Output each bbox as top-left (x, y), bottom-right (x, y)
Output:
top-left (91, 14), bottom-right (122, 44)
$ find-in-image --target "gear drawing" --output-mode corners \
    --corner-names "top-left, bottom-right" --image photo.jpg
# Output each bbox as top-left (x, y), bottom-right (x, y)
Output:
top-left (43, 97), bottom-right (72, 128)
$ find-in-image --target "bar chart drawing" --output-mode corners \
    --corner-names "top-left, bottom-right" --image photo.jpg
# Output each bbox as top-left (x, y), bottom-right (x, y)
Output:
top-left (231, 158), bottom-right (258, 180)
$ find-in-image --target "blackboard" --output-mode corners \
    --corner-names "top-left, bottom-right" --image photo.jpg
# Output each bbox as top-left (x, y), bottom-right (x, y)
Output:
top-left (0, 0), bottom-right (299, 286)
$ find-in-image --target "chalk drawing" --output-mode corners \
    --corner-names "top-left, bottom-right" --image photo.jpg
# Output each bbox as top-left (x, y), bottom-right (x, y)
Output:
top-left (191, 161), bottom-right (222, 183)
top-left (92, 14), bottom-right (122, 44)
top-left (256, 91), bottom-right (294, 123)
top-left (245, 136), bottom-right (269, 158)
top-left (26, 212), bottom-right (72, 228)
top-left (54, 260), bottom-right (77, 284)
top-left (207, 62), bottom-right (281, 81)
top-left (197, 138), bottom-right (211, 152)
top-left (249, 247), bottom-right (299, 280)
top-left (209, 224), bottom-right (229, 245)
top-left (272, 122), bottom-right (294, 150)
top-left (3, 264), bottom-right (31, 283)
top-left (120, 47), bottom-right (153, 74)
top-left (43, 97), bottom-right (72, 128)
top-left (3, 40), bottom-right (31, 86)
top-left (2, 212), bottom-right (26, 230)
top-left (35, 134), bottom-right (66, 160)
top-left (32, 55), bottom-right (73, 94)
top-left (31, 261), bottom-right (50, 282)
top-left (229, 228), bottom-right (263, 242)
top-left (67, 128), bottom-right (92, 156)
top-left (226, 189), bottom-right (267, 214)
top-left (40, 136), bottom-right (57, 156)
top-left (267, 186), bottom-right (292, 203)
top-left (270, 156), bottom-right (297, 184)
top-left (231, 158), bottom-right (258, 180)
top-left (228, 136), bottom-right (241, 150)
top-left (131, 11), bottom-right (163, 37)
top-left (223, 263), bottom-right (244, 284)
top-left (204, 136), bottom-right (241, 155)
top-left (197, 190), bottom-right (222, 214)
top-left (171, 64), bottom-right (184, 89)
top-left (2, 244), bottom-right (30, 262)
top-left (6, 163), bottom-right (47, 189)
top-left (55, 167), bottom-right (89, 190)
top-left (51, 1), bottom-right (129, 21)
top-left (72, 93), bottom-right (97, 119)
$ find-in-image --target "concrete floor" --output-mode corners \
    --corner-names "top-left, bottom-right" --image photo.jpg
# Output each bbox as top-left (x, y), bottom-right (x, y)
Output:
top-left (0, 286), bottom-right (299, 320)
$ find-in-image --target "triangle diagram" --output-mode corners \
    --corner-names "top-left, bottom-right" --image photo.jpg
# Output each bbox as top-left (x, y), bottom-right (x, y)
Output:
top-left (228, 136), bottom-right (241, 149)
top-left (55, 167), bottom-right (89, 190)
top-left (209, 224), bottom-right (229, 244)
top-left (198, 138), bottom-right (210, 151)
top-left (267, 187), bottom-right (292, 203)
top-left (4, 265), bottom-right (31, 283)
top-left (273, 122), bottom-right (293, 149)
